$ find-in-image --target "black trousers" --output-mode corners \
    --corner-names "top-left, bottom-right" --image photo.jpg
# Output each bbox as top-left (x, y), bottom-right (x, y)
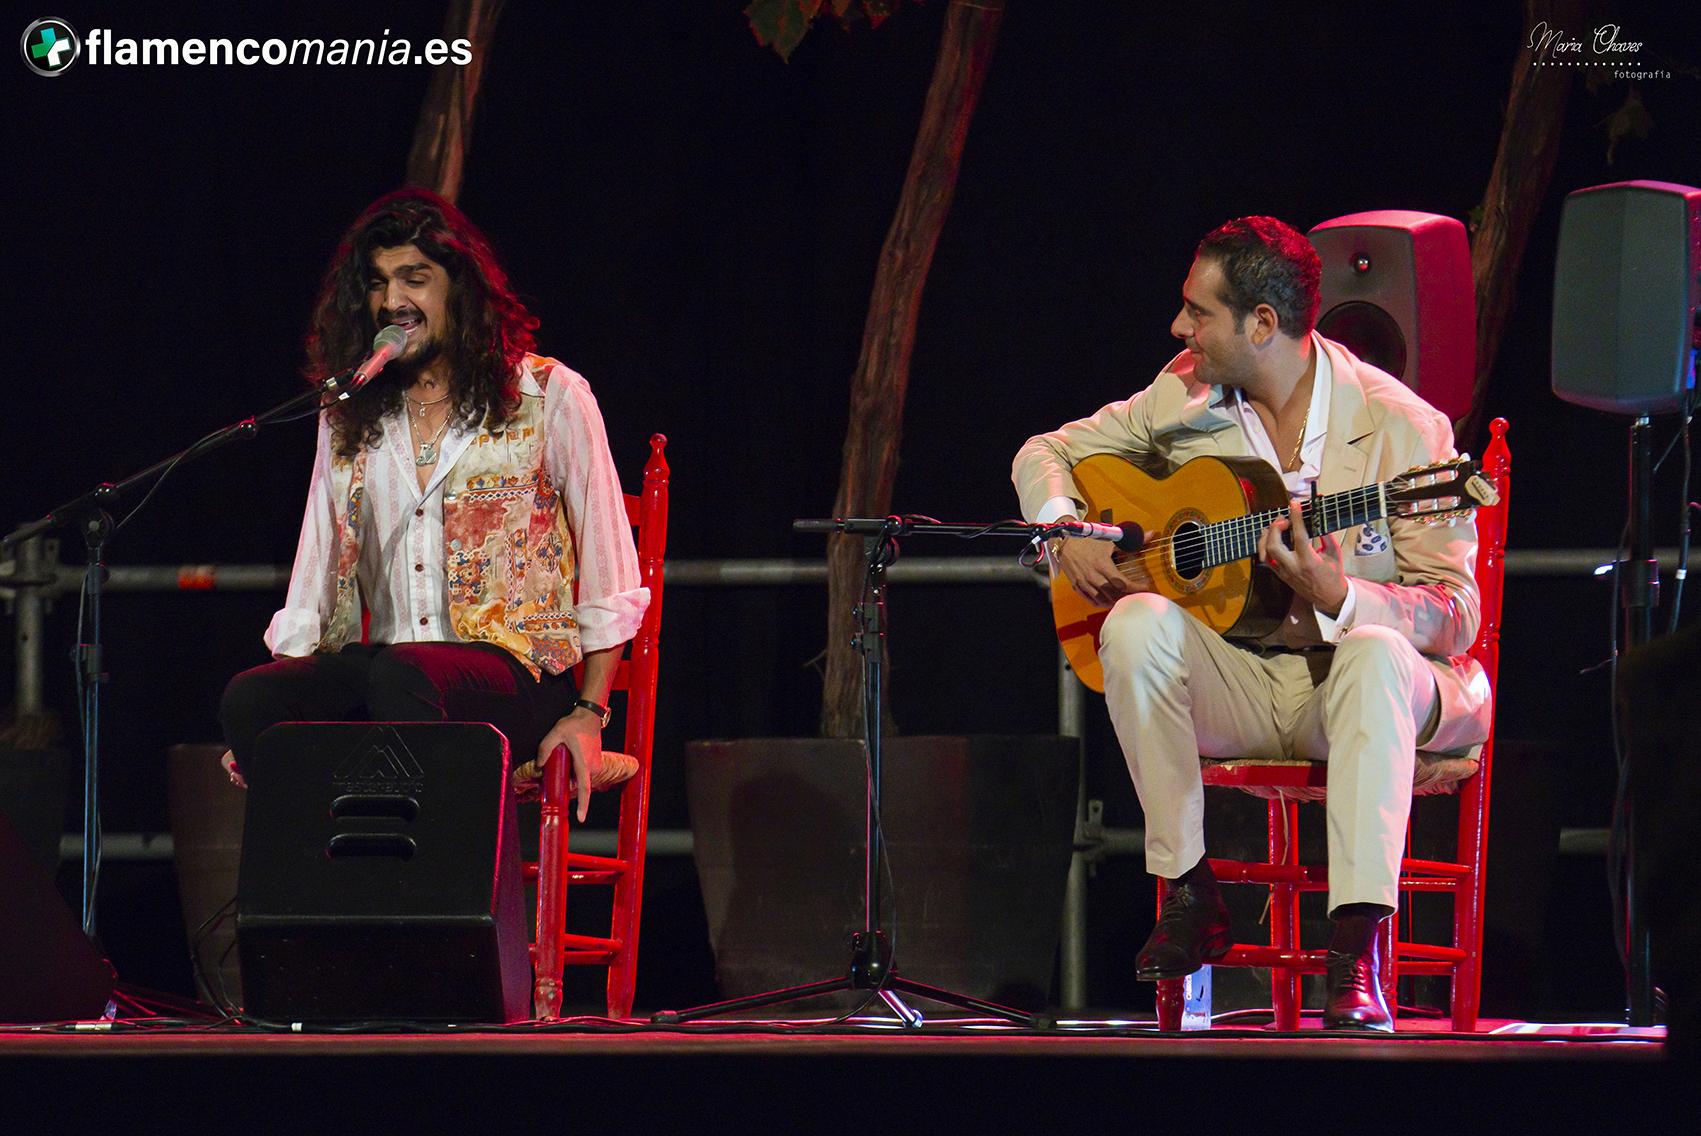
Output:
top-left (220, 642), bottom-right (579, 769)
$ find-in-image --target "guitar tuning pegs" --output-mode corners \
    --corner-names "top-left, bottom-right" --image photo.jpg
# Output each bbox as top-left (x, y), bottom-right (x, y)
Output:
top-left (1414, 507), bottom-right (1471, 527)
top-left (1465, 472), bottom-right (1501, 507)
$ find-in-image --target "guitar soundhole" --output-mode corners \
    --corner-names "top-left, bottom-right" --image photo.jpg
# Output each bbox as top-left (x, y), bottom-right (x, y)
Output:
top-left (1171, 520), bottom-right (1207, 581)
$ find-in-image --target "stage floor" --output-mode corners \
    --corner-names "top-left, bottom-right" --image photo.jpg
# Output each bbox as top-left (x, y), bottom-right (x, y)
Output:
top-left (2, 1015), bottom-right (1678, 1131)
top-left (0, 1014), bottom-right (1669, 1057)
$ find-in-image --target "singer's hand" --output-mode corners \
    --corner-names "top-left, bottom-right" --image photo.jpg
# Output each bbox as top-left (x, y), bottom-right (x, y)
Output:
top-left (512, 645), bottom-right (621, 821)
top-left (1051, 519), bottom-right (1148, 607)
top-left (517, 711), bottom-right (605, 822)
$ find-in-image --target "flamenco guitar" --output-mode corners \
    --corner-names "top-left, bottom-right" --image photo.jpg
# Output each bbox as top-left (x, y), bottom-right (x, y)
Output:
top-left (1050, 453), bottom-right (1498, 693)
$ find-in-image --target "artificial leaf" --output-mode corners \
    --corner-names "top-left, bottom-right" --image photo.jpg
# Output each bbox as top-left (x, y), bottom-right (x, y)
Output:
top-left (861, 0), bottom-right (896, 29)
top-left (745, 0), bottom-right (825, 61)
top-left (1600, 86), bottom-right (1651, 165)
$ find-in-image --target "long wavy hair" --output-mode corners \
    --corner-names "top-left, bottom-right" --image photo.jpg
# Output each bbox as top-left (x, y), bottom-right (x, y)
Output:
top-left (305, 188), bottom-right (538, 456)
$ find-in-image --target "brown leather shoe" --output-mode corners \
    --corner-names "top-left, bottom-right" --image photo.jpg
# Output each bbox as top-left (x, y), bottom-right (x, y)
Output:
top-left (1322, 914), bottom-right (1394, 1032)
top-left (1135, 871), bottom-right (1231, 981)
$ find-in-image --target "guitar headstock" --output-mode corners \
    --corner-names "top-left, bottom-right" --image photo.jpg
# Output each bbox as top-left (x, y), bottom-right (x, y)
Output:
top-left (1387, 457), bottom-right (1499, 523)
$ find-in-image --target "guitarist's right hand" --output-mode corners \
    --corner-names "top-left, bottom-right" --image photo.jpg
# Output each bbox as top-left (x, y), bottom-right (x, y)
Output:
top-left (1051, 518), bottom-right (1146, 607)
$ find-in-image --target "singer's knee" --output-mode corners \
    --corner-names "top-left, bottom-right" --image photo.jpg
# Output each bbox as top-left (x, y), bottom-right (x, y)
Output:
top-left (219, 666), bottom-right (274, 743)
top-left (366, 645), bottom-right (447, 720)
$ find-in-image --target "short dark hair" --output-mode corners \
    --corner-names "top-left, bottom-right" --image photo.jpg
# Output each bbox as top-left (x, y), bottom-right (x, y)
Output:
top-left (1195, 216), bottom-right (1321, 339)
top-left (307, 188), bottom-right (538, 457)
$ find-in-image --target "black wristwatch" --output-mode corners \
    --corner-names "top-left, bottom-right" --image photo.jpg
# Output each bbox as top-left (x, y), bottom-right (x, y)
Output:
top-left (572, 697), bottom-right (612, 727)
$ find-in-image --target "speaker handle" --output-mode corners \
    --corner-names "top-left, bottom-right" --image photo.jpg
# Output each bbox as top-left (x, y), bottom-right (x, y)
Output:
top-left (327, 833), bottom-right (418, 859)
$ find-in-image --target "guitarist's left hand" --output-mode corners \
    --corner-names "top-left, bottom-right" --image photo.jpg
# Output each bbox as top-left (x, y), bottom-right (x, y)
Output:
top-left (1260, 499), bottom-right (1349, 618)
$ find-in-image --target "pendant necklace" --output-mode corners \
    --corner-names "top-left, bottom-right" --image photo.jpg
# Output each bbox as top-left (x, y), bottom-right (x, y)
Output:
top-left (412, 413), bottom-right (451, 467)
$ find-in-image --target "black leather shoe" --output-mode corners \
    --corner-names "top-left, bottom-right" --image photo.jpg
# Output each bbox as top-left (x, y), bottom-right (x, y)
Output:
top-left (1135, 872), bottom-right (1231, 981)
top-left (1322, 915), bottom-right (1394, 1032)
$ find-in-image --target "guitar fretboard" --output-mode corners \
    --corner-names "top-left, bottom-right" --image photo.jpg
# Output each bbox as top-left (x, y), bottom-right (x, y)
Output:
top-left (1198, 483), bottom-right (1389, 570)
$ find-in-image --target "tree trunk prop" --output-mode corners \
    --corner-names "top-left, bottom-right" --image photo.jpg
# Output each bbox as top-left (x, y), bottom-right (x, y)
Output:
top-left (1459, 0), bottom-right (1592, 447)
top-left (820, 0), bottom-right (1005, 738)
top-left (406, 0), bottom-right (506, 203)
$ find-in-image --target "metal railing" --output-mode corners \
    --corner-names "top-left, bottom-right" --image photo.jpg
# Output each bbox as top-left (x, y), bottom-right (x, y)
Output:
top-left (3, 539), bottom-right (1659, 1009)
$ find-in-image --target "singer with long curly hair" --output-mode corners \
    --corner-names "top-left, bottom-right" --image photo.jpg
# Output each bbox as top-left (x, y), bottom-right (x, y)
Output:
top-left (220, 188), bottom-right (648, 822)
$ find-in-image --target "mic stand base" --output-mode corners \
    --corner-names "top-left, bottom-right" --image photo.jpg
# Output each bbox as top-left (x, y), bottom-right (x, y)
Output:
top-left (650, 931), bottom-right (1032, 1027)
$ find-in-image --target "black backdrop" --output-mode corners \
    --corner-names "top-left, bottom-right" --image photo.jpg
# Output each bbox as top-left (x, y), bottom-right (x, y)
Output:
top-left (4, 1), bottom-right (1699, 1014)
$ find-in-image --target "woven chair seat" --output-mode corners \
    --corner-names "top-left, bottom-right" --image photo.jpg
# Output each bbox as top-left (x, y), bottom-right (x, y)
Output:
top-left (512, 749), bottom-right (639, 797)
top-left (1199, 750), bottom-right (1480, 802)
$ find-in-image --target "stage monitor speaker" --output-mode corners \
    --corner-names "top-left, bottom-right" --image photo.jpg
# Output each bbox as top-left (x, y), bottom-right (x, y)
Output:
top-left (0, 809), bottom-right (115, 1023)
top-left (1309, 211), bottom-right (1476, 421)
top-left (236, 722), bottom-right (530, 1024)
top-left (1552, 179), bottom-right (1701, 415)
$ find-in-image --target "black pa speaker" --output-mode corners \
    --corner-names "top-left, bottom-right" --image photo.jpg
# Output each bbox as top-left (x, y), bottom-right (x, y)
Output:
top-left (1552, 180), bottom-right (1701, 415)
top-left (236, 722), bottom-right (530, 1023)
top-left (1309, 211), bottom-right (1477, 421)
top-left (0, 809), bottom-right (115, 1023)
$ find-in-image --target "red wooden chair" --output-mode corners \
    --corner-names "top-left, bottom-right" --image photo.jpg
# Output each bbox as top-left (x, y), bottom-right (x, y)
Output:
top-left (529, 433), bottom-right (669, 1020)
top-left (1155, 418), bottom-right (1510, 1032)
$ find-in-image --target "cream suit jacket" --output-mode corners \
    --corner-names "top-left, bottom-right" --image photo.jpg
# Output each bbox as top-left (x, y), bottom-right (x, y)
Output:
top-left (1012, 334), bottom-right (1493, 755)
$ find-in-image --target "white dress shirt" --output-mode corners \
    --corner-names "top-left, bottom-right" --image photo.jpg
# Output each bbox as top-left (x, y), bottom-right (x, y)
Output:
top-left (265, 362), bottom-right (649, 660)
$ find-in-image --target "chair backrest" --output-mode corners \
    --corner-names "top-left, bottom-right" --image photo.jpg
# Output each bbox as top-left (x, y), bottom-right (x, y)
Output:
top-left (1454, 418), bottom-right (1509, 865)
top-left (595, 434), bottom-right (669, 763)
top-left (1467, 418), bottom-right (1512, 693)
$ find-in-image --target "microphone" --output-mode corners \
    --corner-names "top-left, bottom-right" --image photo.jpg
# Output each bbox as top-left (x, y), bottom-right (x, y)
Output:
top-left (1055, 518), bottom-right (1145, 552)
top-left (349, 324), bottom-right (410, 391)
top-left (323, 325), bottom-right (409, 399)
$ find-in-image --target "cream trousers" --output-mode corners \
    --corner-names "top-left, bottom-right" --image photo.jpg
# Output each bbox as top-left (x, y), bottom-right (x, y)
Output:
top-left (1099, 593), bottom-right (1439, 913)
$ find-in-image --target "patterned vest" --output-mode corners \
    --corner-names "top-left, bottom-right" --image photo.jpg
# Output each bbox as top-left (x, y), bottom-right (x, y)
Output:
top-left (314, 356), bottom-right (583, 678)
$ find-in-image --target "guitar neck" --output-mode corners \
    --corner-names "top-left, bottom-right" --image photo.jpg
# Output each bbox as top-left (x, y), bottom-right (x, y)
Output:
top-left (1203, 482), bottom-right (1389, 570)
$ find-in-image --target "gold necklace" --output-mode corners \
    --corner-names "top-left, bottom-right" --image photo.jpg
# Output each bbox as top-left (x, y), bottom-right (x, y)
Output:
top-left (1286, 400), bottom-right (1310, 472)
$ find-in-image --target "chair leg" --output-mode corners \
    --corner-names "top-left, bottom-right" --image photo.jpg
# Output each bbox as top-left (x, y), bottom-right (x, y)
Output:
top-left (533, 765), bottom-right (571, 1021)
top-left (1450, 768), bottom-right (1489, 1032)
top-left (1156, 977), bottom-right (1186, 1030)
top-left (1153, 878), bottom-right (1186, 1030)
top-left (605, 944), bottom-right (636, 1020)
top-left (1450, 862), bottom-right (1483, 1032)
top-left (601, 767), bottom-right (652, 1020)
top-left (1380, 905), bottom-right (1398, 1027)
top-left (1270, 798), bottom-right (1301, 1031)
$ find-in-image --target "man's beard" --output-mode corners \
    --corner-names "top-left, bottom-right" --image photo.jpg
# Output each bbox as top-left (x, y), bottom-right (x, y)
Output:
top-left (381, 336), bottom-right (446, 384)
top-left (1199, 343), bottom-right (1255, 389)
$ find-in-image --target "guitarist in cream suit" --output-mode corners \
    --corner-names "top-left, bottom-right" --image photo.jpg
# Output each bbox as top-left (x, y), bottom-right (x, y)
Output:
top-left (1012, 217), bottom-right (1491, 1031)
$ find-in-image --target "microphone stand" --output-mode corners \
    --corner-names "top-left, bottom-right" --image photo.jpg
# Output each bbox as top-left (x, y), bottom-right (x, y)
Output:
top-left (654, 514), bottom-right (1093, 1028)
top-left (1622, 416), bottom-right (1658, 1026)
top-left (2, 372), bottom-right (352, 940)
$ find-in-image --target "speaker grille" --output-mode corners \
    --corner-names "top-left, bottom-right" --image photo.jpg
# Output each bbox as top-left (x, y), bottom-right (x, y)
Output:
top-left (1552, 180), bottom-right (1701, 415)
top-left (1317, 300), bottom-right (1408, 381)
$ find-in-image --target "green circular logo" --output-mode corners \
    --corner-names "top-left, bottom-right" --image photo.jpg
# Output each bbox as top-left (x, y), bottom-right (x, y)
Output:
top-left (21, 17), bottom-right (80, 76)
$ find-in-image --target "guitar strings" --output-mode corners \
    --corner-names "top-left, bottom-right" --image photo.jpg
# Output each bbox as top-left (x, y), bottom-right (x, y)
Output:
top-left (1090, 483), bottom-right (1386, 583)
top-left (1087, 475), bottom-right (1460, 584)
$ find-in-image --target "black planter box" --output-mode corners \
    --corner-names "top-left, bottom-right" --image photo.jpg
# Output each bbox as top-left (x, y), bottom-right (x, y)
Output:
top-left (685, 734), bottom-right (1078, 1011)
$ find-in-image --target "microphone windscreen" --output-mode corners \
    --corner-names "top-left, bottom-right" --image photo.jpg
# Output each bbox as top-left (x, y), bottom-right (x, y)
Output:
top-left (373, 324), bottom-right (408, 352)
